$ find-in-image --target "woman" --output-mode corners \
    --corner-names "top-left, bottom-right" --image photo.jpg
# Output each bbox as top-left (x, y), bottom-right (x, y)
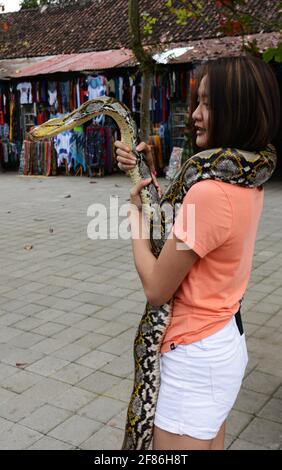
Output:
top-left (115, 56), bottom-right (280, 450)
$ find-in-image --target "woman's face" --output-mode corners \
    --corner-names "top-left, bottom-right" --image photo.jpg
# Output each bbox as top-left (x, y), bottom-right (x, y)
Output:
top-left (192, 75), bottom-right (209, 148)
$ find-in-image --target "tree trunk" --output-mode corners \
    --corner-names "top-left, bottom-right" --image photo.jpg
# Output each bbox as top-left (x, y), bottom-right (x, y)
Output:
top-left (140, 68), bottom-right (152, 142)
top-left (128, 0), bottom-right (155, 143)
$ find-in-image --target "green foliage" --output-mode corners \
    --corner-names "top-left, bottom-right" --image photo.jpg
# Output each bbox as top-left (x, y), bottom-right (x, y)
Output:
top-left (263, 43), bottom-right (282, 63)
top-left (142, 12), bottom-right (158, 36)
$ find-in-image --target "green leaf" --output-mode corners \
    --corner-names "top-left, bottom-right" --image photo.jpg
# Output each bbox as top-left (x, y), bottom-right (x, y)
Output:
top-left (263, 48), bottom-right (275, 63)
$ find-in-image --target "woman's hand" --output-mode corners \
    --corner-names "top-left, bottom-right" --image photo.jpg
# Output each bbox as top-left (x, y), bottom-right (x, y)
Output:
top-left (129, 177), bottom-right (152, 210)
top-left (115, 141), bottom-right (163, 197)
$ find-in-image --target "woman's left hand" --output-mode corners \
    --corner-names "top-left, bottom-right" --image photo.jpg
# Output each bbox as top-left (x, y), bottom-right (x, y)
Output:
top-left (130, 177), bottom-right (152, 210)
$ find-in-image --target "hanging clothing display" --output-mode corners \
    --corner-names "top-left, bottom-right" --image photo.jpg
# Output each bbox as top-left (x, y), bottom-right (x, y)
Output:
top-left (16, 82), bottom-right (32, 104)
top-left (19, 139), bottom-right (56, 176)
top-left (9, 64), bottom-right (193, 177)
top-left (0, 140), bottom-right (20, 170)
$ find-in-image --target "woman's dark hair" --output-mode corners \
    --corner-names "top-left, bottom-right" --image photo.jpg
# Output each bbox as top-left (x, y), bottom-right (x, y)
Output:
top-left (191, 55), bottom-right (281, 151)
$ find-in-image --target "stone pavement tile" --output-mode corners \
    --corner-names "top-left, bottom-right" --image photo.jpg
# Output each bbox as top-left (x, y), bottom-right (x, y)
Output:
top-left (242, 291), bottom-right (269, 303)
top-left (27, 435), bottom-right (75, 450)
top-left (0, 387), bottom-right (17, 405)
top-left (51, 387), bottom-right (95, 412)
top-left (73, 304), bottom-right (103, 316)
top-left (244, 322), bottom-right (260, 337)
top-left (274, 386), bottom-right (282, 399)
top-left (48, 415), bottom-right (102, 447)
top-left (265, 313), bottom-right (282, 330)
top-left (74, 281), bottom-right (113, 295)
top-left (258, 398), bottom-right (282, 424)
top-left (34, 308), bottom-right (67, 321)
top-left (76, 350), bottom-right (116, 370)
top-left (75, 317), bottom-right (107, 332)
top-left (12, 317), bottom-right (47, 331)
top-left (52, 343), bottom-right (91, 362)
top-left (0, 393), bottom-right (45, 422)
top-left (243, 370), bottom-right (282, 395)
top-left (244, 311), bottom-right (275, 325)
top-left (79, 396), bottom-right (125, 424)
top-left (107, 408), bottom-right (127, 431)
top-left (234, 388), bottom-right (269, 414)
top-left (26, 356), bottom-right (69, 377)
top-left (111, 299), bottom-right (144, 315)
top-left (45, 275), bottom-right (80, 290)
top-left (34, 285), bottom-right (64, 296)
top-left (107, 287), bottom-right (136, 299)
top-left (14, 302), bottom-right (45, 316)
top-left (51, 363), bottom-right (93, 385)
top-left (54, 288), bottom-right (81, 299)
top-left (53, 326), bottom-right (86, 343)
top-left (224, 434), bottom-right (235, 449)
top-left (0, 326), bottom-right (22, 342)
top-left (98, 329), bottom-right (136, 356)
top-left (74, 332), bottom-right (111, 349)
top-left (239, 417), bottom-right (282, 450)
top-left (1, 299), bottom-right (26, 313)
top-left (104, 379), bottom-right (132, 403)
top-left (264, 294), bottom-right (282, 306)
top-left (126, 291), bottom-right (147, 302)
top-left (20, 404), bottom-right (71, 434)
top-left (77, 371), bottom-right (121, 394)
top-left (0, 363), bottom-right (19, 381)
top-left (22, 377), bottom-right (72, 402)
top-left (80, 425), bottom-right (124, 450)
top-left (0, 312), bottom-right (25, 326)
top-left (0, 423), bottom-right (43, 450)
top-left (101, 353), bottom-right (134, 378)
top-left (272, 286), bottom-right (282, 297)
top-left (228, 438), bottom-right (270, 450)
top-left (116, 312), bottom-right (141, 327)
top-left (52, 312), bottom-right (87, 327)
top-left (1, 370), bottom-right (43, 394)
top-left (94, 307), bottom-right (124, 321)
top-left (32, 321), bottom-right (67, 337)
top-left (51, 298), bottom-right (84, 313)
top-left (7, 331), bottom-right (45, 349)
top-left (2, 346), bottom-right (44, 367)
top-left (34, 296), bottom-right (63, 308)
top-left (74, 292), bottom-right (119, 307)
top-left (96, 321), bottom-right (129, 337)
top-left (31, 337), bottom-right (68, 355)
top-left (252, 325), bottom-right (282, 346)
top-left (257, 357), bottom-right (282, 378)
top-left (226, 409), bottom-right (253, 437)
top-left (0, 417), bottom-right (14, 434)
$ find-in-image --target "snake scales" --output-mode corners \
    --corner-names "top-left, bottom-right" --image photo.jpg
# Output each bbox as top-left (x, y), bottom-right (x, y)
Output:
top-left (29, 96), bottom-right (277, 449)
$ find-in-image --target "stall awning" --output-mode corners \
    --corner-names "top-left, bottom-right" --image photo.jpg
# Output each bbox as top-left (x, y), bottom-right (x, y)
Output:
top-left (0, 49), bottom-right (135, 79)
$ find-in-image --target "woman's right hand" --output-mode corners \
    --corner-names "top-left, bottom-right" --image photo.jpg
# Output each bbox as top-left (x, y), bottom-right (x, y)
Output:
top-left (115, 141), bottom-right (163, 197)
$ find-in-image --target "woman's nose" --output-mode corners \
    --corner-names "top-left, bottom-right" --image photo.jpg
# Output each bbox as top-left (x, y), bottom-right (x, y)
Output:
top-left (192, 105), bottom-right (201, 123)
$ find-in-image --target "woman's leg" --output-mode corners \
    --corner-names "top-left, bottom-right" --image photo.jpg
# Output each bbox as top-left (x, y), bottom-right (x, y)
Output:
top-left (153, 425), bottom-right (212, 450)
top-left (210, 420), bottom-right (226, 450)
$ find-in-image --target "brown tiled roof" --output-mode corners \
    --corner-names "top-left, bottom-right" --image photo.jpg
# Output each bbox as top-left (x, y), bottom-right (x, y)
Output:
top-left (0, 0), bottom-right (279, 60)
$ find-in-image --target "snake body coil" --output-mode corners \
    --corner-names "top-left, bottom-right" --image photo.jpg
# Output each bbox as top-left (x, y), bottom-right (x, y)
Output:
top-left (29, 96), bottom-right (277, 449)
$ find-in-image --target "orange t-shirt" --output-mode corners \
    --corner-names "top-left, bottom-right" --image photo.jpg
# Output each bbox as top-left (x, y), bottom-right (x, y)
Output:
top-left (161, 179), bottom-right (264, 354)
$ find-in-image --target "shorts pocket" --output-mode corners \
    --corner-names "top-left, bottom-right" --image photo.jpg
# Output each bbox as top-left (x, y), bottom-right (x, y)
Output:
top-left (211, 343), bottom-right (247, 407)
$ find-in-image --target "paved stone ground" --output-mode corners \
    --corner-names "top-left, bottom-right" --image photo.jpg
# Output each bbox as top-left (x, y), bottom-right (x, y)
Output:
top-left (0, 172), bottom-right (281, 450)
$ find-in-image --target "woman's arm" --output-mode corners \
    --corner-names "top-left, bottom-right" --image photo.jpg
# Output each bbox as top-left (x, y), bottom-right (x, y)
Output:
top-left (128, 181), bottom-right (199, 307)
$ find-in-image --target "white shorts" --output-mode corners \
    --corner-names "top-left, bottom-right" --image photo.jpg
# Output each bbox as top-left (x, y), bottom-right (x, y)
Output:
top-left (154, 315), bottom-right (248, 440)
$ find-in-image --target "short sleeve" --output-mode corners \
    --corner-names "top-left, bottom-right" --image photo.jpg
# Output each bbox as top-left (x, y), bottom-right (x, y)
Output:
top-left (173, 180), bottom-right (233, 258)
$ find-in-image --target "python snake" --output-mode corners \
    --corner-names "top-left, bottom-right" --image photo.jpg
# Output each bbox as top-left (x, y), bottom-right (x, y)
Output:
top-left (29, 96), bottom-right (277, 449)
